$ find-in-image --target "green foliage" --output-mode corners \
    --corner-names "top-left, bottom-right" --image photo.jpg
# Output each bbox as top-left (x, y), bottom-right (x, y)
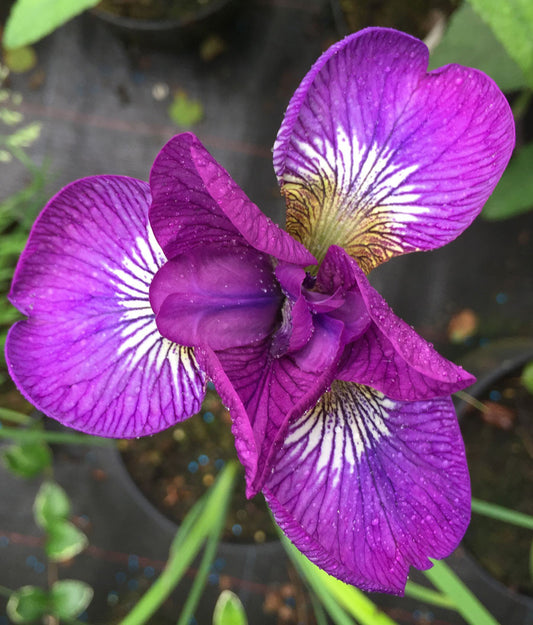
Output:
top-left (465, 0), bottom-right (533, 88)
top-left (168, 91), bottom-right (204, 128)
top-left (33, 480), bottom-right (71, 527)
top-left (33, 481), bottom-right (88, 562)
top-left (6, 581), bottom-right (92, 623)
top-left (6, 586), bottom-right (48, 623)
top-left (429, 3), bottom-right (526, 92)
top-left (3, 0), bottom-right (102, 50)
top-left (472, 497), bottom-right (533, 529)
top-left (482, 144), bottom-right (533, 219)
top-left (117, 461), bottom-right (238, 625)
top-left (424, 560), bottom-right (501, 625)
top-left (520, 360), bottom-right (533, 394)
top-left (49, 579), bottom-right (93, 620)
top-left (3, 47), bottom-right (37, 73)
top-left (45, 521), bottom-right (89, 562)
top-left (279, 530), bottom-right (399, 625)
top-left (213, 590), bottom-right (248, 625)
top-left (2, 441), bottom-right (52, 478)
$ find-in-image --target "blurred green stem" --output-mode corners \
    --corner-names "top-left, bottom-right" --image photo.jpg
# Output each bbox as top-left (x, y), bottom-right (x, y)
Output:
top-left (472, 498), bottom-right (533, 530)
top-left (0, 426), bottom-right (114, 446)
top-left (118, 461), bottom-right (238, 625)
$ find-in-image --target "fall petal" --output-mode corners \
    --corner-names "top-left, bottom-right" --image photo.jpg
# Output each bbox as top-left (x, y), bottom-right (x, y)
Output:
top-left (264, 381), bottom-right (470, 593)
top-left (6, 176), bottom-right (205, 437)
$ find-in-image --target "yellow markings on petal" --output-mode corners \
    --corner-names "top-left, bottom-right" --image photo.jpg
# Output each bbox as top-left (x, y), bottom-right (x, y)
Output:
top-left (283, 129), bottom-right (425, 273)
top-left (283, 381), bottom-right (392, 487)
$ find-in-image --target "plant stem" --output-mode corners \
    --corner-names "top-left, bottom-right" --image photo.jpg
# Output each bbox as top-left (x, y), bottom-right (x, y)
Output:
top-left (0, 426), bottom-right (114, 446)
top-left (0, 407), bottom-right (33, 425)
top-left (454, 390), bottom-right (487, 413)
top-left (471, 498), bottom-right (533, 530)
top-left (118, 461), bottom-right (238, 625)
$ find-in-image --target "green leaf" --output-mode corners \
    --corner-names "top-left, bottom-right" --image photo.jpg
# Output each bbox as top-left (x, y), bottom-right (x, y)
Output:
top-left (466, 0), bottom-right (533, 88)
top-left (117, 461), bottom-right (238, 625)
top-left (279, 530), bottom-right (399, 625)
top-left (521, 360), bottom-right (533, 394)
top-left (429, 3), bottom-right (527, 92)
top-left (34, 481), bottom-right (70, 528)
top-left (3, 46), bottom-right (37, 73)
top-left (45, 521), bottom-right (88, 562)
top-left (168, 91), bottom-right (204, 128)
top-left (213, 590), bottom-right (248, 625)
top-left (49, 579), bottom-right (93, 620)
top-left (3, 441), bottom-right (51, 478)
top-left (6, 586), bottom-right (48, 623)
top-left (471, 497), bottom-right (533, 529)
top-left (482, 143), bottom-right (533, 220)
top-left (424, 560), bottom-right (501, 625)
top-left (0, 425), bottom-right (115, 446)
top-left (404, 580), bottom-right (455, 609)
top-left (3, 0), bottom-right (101, 49)
top-left (0, 407), bottom-right (33, 425)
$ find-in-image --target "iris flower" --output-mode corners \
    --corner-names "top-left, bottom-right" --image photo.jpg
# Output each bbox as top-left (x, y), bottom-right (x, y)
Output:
top-left (6, 28), bottom-right (514, 593)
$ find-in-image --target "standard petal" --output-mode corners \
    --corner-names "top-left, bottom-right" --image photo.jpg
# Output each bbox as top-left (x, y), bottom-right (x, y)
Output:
top-left (6, 176), bottom-right (205, 437)
top-left (274, 27), bottom-right (514, 270)
top-left (264, 381), bottom-right (470, 593)
top-left (149, 132), bottom-right (315, 266)
top-left (197, 337), bottom-right (342, 497)
top-left (321, 246), bottom-right (475, 399)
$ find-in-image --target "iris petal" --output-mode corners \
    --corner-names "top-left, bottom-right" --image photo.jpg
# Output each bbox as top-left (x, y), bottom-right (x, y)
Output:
top-left (6, 176), bottom-right (205, 437)
top-left (150, 132), bottom-right (315, 266)
top-left (320, 246), bottom-right (475, 399)
top-left (264, 381), bottom-right (470, 593)
top-left (198, 334), bottom-right (343, 496)
top-left (274, 28), bottom-right (514, 270)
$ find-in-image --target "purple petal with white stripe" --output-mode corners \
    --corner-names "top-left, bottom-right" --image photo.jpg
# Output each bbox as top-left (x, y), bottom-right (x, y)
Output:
top-left (6, 176), bottom-right (205, 437)
top-left (274, 27), bottom-right (515, 270)
top-left (264, 381), bottom-right (470, 593)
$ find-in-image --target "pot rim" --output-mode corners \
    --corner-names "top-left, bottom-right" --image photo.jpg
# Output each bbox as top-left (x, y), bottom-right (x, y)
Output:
top-left (454, 337), bottom-right (533, 610)
top-left (91, 0), bottom-right (236, 32)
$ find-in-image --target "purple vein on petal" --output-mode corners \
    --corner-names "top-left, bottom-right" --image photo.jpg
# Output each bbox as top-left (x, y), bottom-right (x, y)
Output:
top-left (6, 176), bottom-right (205, 437)
top-left (264, 381), bottom-right (470, 593)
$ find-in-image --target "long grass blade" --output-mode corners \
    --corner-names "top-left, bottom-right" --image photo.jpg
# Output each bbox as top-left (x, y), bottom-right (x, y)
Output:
top-left (472, 498), bottom-right (533, 530)
top-left (118, 461), bottom-right (238, 625)
top-left (423, 559), bottom-right (500, 625)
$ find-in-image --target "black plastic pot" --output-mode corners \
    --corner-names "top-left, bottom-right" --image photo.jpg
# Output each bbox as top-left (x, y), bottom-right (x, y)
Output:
top-left (90, 0), bottom-right (241, 50)
top-left (59, 442), bottom-right (297, 624)
top-left (451, 338), bottom-right (533, 625)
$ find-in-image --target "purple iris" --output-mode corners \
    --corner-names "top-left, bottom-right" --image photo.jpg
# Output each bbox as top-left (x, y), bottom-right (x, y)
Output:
top-left (6, 28), bottom-right (514, 593)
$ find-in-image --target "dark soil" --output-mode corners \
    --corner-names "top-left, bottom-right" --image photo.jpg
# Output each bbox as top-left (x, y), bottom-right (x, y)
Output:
top-left (120, 386), bottom-right (277, 543)
top-left (461, 364), bottom-right (533, 597)
top-left (97, 0), bottom-right (219, 21)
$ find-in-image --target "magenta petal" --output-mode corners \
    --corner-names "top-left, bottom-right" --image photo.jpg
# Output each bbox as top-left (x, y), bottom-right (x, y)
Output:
top-left (197, 340), bottom-right (341, 496)
top-left (6, 176), bottom-right (205, 437)
top-left (322, 246), bottom-right (474, 399)
top-left (149, 132), bottom-right (315, 265)
top-left (264, 382), bottom-right (470, 593)
top-left (150, 246), bottom-right (282, 350)
top-left (274, 27), bottom-right (515, 270)
top-left (292, 314), bottom-right (344, 373)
